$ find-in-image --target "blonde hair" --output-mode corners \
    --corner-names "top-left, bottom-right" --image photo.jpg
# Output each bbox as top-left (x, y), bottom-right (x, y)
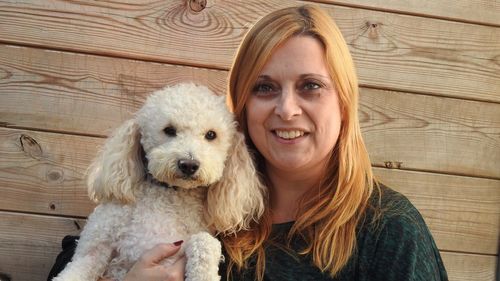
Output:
top-left (223, 4), bottom-right (376, 280)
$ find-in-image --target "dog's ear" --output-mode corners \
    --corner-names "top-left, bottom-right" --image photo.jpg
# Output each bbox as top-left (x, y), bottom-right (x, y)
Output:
top-left (206, 132), bottom-right (266, 234)
top-left (87, 119), bottom-right (143, 204)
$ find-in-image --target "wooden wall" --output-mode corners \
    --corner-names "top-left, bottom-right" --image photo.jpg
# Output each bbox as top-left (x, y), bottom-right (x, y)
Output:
top-left (0, 0), bottom-right (499, 280)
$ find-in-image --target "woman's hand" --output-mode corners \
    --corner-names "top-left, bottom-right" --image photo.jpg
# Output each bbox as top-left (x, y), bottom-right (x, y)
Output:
top-left (98, 241), bottom-right (186, 281)
top-left (125, 242), bottom-right (186, 281)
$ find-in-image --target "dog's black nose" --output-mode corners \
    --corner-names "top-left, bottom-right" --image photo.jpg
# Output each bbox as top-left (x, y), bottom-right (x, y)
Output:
top-left (178, 159), bottom-right (200, 176)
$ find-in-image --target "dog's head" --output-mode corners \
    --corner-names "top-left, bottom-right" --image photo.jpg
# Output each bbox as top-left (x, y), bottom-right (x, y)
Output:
top-left (137, 83), bottom-right (235, 189)
top-left (87, 83), bottom-right (265, 233)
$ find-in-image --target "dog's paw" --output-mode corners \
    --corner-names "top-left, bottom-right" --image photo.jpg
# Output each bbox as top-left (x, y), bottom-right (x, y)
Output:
top-left (184, 232), bottom-right (222, 281)
top-left (186, 232), bottom-right (222, 257)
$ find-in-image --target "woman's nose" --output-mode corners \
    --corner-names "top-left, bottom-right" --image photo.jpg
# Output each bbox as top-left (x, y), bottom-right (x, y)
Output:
top-left (274, 88), bottom-right (301, 120)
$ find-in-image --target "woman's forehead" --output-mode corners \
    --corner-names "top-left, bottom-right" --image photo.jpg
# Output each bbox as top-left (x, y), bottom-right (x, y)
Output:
top-left (258, 36), bottom-right (330, 78)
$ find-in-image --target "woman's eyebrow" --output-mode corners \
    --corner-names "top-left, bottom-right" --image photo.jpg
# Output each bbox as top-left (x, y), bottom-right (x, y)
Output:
top-left (257, 74), bottom-right (331, 80)
top-left (256, 75), bottom-right (272, 80)
top-left (299, 73), bottom-right (331, 80)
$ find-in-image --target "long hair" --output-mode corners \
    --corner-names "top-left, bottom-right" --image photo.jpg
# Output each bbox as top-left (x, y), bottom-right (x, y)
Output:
top-left (223, 4), bottom-right (376, 280)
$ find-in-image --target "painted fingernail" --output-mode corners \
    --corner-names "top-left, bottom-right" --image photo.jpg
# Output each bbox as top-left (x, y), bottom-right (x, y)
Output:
top-left (173, 240), bottom-right (184, 246)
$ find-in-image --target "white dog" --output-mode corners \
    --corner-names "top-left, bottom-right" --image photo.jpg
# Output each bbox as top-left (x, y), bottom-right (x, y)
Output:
top-left (53, 83), bottom-right (265, 281)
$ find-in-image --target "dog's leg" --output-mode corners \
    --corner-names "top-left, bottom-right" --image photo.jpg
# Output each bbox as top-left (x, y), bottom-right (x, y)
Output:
top-left (52, 203), bottom-right (128, 281)
top-left (184, 232), bottom-right (222, 281)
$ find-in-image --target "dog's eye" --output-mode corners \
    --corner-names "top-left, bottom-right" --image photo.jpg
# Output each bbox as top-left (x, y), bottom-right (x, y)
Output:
top-left (163, 126), bottom-right (177, 137)
top-left (205, 130), bottom-right (217, 141)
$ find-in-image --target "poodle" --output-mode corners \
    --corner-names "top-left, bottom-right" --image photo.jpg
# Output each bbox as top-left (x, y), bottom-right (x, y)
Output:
top-left (53, 83), bottom-right (265, 281)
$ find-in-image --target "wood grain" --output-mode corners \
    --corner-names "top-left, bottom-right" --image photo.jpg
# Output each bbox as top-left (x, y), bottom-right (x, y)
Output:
top-left (441, 252), bottom-right (498, 281)
top-left (0, 211), bottom-right (85, 281)
top-left (0, 1), bottom-right (498, 101)
top-left (327, 5), bottom-right (500, 102)
top-left (361, 88), bottom-right (500, 179)
top-left (1, 45), bottom-right (499, 178)
top-left (311, 0), bottom-right (500, 26)
top-left (0, 44), bottom-right (226, 136)
top-left (0, 127), bottom-right (98, 217)
top-left (0, 1), bottom-right (498, 280)
top-left (374, 168), bottom-right (500, 255)
top-left (0, 210), bottom-right (496, 281)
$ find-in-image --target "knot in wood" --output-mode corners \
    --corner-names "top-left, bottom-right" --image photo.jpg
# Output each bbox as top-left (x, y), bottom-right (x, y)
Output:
top-left (47, 168), bottom-right (64, 183)
top-left (19, 134), bottom-right (43, 159)
top-left (74, 220), bottom-right (82, 230)
top-left (384, 161), bottom-right (403, 169)
top-left (366, 21), bottom-right (379, 29)
top-left (189, 0), bottom-right (207, 12)
top-left (365, 21), bottom-right (382, 39)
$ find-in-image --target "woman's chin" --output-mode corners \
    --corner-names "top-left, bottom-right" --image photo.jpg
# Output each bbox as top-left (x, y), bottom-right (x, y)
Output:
top-left (267, 155), bottom-right (310, 172)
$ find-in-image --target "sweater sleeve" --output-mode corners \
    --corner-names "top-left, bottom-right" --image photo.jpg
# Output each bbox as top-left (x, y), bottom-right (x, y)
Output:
top-left (367, 198), bottom-right (448, 281)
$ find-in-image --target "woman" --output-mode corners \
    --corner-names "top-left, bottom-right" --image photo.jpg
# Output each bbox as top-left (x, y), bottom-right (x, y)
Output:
top-left (49, 4), bottom-right (448, 281)
top-left (220, 4), bottom-right (447, 281)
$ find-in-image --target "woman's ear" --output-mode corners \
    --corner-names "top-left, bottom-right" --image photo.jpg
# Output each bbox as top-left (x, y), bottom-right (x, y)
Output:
top-left (87, 119), bottom-right (143, 204)
top-left (206, 132), bottom-right (266, 234)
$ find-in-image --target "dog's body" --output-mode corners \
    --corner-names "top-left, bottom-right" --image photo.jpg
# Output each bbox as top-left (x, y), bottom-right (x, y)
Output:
top-left (53, 83), bottom-right (265, 281)
top-left (70, 186), bottom-right (218, 280)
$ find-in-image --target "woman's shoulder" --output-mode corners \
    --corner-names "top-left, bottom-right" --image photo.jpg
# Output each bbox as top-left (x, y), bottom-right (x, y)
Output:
top-left (355, 183), bottom-right (448, 281)
top-left (360, 183), bottom-right (435, 248)
top-left (364, 183), bottom-right (425, 230)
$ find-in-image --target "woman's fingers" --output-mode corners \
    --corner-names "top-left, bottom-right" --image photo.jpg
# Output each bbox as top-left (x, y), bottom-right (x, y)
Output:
top-left (123, 241), bottom-right (186, 281)
top-left (139, 241), bottom-right (183, 265)
top-left (165, 255), bottom-right (187, 280)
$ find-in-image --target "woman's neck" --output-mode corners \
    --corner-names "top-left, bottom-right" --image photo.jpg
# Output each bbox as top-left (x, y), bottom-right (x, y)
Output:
top-left (266, 165), bottom-right (323, 224)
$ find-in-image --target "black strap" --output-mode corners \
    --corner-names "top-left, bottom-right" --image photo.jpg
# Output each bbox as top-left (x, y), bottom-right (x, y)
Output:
top-left (47, 235), bottom-right (79, 281)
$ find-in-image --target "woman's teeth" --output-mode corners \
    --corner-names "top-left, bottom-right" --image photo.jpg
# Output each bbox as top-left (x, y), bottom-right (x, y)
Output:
top-left (275, 130), bottom-right (305, 139)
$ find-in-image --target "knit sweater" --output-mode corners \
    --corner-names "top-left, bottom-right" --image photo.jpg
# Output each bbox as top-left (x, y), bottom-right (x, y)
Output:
top-left (221, 185), bottom-right (448, 281)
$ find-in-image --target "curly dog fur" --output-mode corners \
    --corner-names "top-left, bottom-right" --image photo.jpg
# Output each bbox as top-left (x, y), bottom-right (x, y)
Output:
top-left (53, 83), bottom-right (265, 281)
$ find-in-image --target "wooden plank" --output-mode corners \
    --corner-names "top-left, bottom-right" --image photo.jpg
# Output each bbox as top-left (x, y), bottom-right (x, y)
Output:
top-left (0, 44), bottom-right (227, 136)
top-left (0, 211), bottom-right (85, 281)
top-left (362, 88), bottom-right (500, 179)
top-left (374, 168), bottom-right (500, 255)
top-left (1, 126), bottom-right (498, 254)
top-left (311, 0), bottom-right (500, 26)
top-left (1, 45), bottom-right (499, 178)
top-left (0, 211), bottom-right (496, 281)
top-left (0, 1), bottom-right (498, 101)
top-left (0, 127), bottom-right (98, 217)
top-left (328, 5), bottom-right (500, 103)
top-left (441, 251), bottom-right (498, 281)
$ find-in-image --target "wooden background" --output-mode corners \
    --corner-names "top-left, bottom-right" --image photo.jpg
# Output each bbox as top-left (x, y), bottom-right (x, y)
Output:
top-left (0, 0), bottom-right (499, 280)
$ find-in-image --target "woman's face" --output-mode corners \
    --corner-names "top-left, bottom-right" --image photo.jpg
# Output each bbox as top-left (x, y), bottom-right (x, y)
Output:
top-left (246, 35), bottom-right (342, 175)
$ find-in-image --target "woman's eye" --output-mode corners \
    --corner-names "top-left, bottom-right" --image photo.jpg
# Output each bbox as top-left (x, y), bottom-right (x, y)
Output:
top-left (303, 82), bottom-right (321, 91)
top-left (252, 83), bottom-right (275, 94)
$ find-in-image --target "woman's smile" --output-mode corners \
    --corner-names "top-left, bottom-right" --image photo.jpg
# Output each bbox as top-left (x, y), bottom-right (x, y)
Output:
top-left (271, 128), bottom-right (309, 144)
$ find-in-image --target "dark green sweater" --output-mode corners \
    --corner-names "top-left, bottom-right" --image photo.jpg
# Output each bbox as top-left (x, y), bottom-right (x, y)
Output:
top-left (222, 185), bottom-right (448, 281)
